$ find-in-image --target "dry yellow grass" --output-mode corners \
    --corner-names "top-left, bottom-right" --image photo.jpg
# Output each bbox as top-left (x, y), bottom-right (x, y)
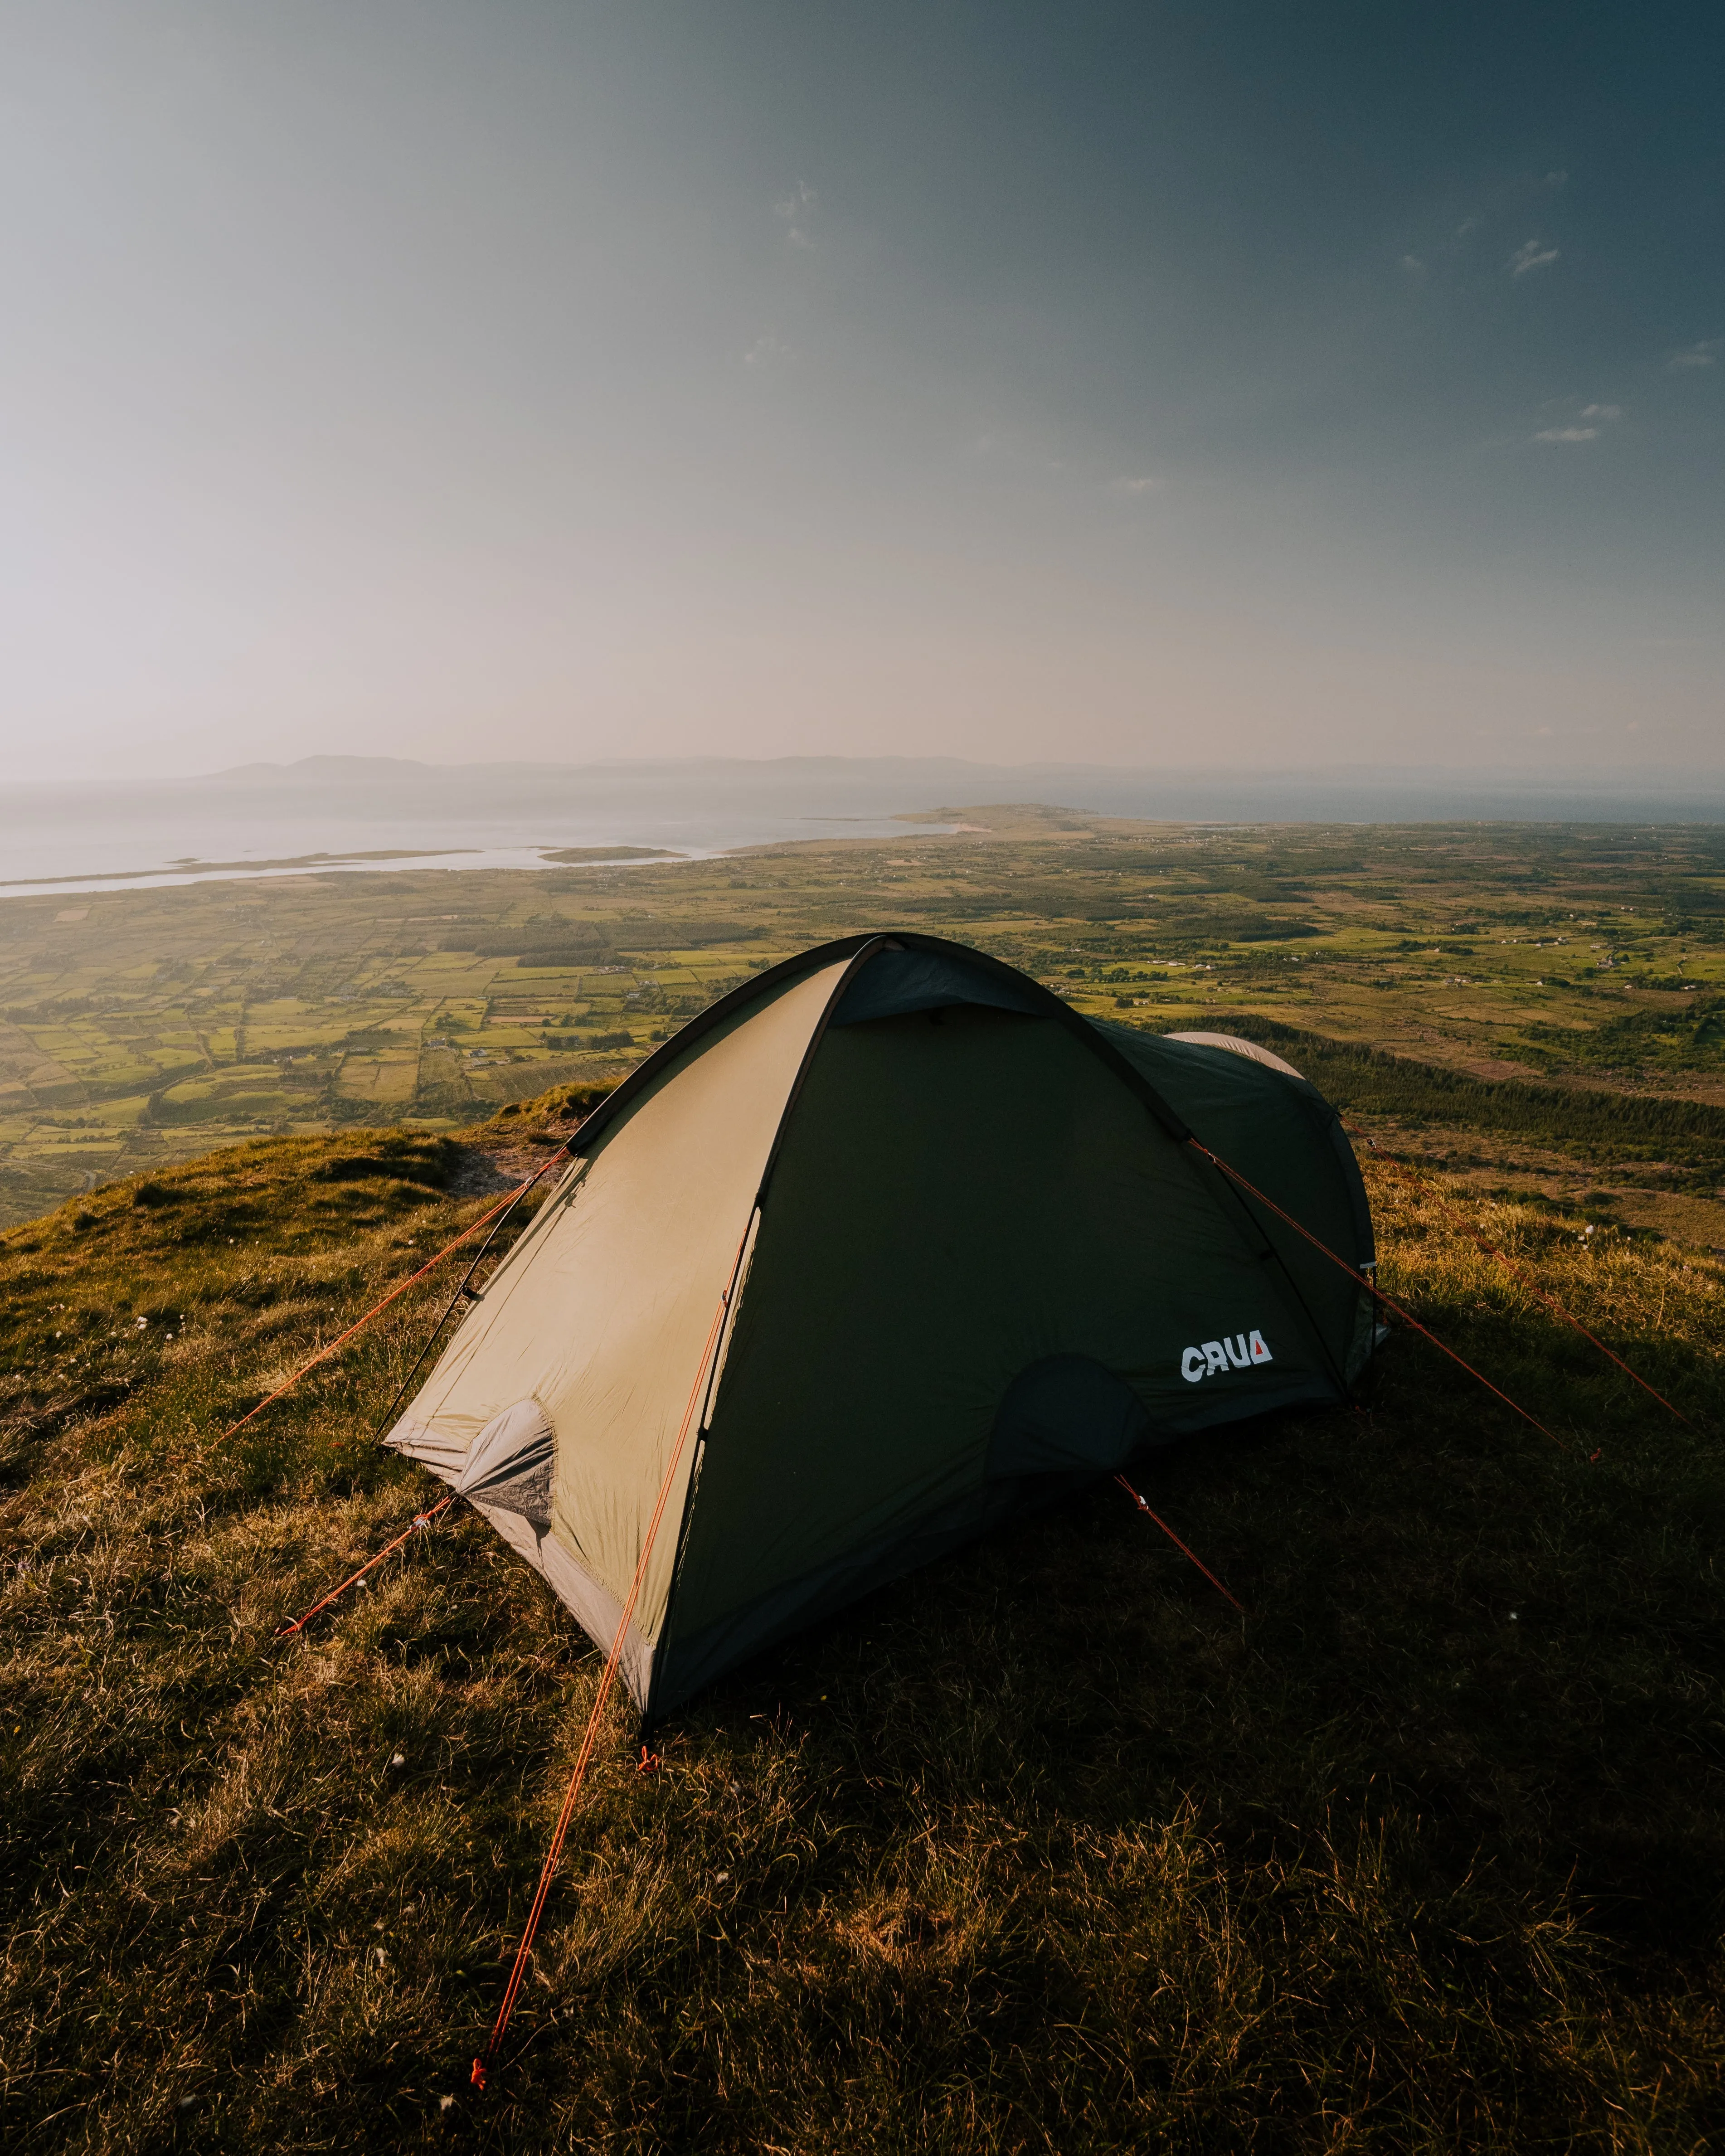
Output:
top-left (0, 1114), bottom-right (1721, 2150)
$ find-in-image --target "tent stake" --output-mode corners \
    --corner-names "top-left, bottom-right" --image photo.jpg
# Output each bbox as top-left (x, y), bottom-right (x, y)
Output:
top-left (276, 1494), bottom-right (455, 1636)
top-left (1114, 1475), bottom-right (1245, 1612)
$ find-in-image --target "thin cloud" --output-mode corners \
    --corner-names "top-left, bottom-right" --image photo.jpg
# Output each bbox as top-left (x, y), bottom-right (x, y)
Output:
top-left (744, 334), bottom-right (796, 369)
top-left (1670, 339), bottom-right (1721, 369)
top-left (1108, 476), bottom-right (1158, 495)
top-left (773, 180), bottom-right (817, 248)
top-left (1509, 239), bottom-right (1559, 276)
top-left (1400, 253), bottom-right (1424, 273)
top-left (1531, 400), bottom-right (1621, 444)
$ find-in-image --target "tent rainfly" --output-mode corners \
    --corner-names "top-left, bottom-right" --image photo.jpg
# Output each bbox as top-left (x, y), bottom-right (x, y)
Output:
top-left (388, 933), bottom-right (1376, 1719)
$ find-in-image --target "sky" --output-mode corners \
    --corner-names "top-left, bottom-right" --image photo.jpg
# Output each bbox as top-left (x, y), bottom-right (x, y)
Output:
top-left (1, 0), bottom-right (1720, 782)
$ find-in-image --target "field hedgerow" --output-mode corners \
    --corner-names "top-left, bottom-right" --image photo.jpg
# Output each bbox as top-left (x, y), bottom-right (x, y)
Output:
top-left (0, 1109), bottom-right (1721, 2152)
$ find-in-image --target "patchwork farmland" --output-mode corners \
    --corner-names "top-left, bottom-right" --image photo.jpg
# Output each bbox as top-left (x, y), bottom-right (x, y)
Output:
top-left (2, 811), bottom-right (1723, 1245)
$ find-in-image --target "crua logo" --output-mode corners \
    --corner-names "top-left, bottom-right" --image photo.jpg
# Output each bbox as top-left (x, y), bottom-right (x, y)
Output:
top-left (1181, 1331), bottom-right (1273, 1383)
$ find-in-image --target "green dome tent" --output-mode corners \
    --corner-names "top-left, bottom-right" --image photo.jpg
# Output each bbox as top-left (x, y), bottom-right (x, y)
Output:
top-left (388, 933), bottom-right (1375, 1718)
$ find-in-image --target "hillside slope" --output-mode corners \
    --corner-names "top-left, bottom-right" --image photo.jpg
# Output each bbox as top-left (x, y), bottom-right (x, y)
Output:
top-left (1, 1093), bottom-right (1722, 2151)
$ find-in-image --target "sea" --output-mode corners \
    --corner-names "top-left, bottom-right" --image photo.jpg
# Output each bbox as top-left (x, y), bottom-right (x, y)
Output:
top-left (1, 756), bottom-right (1719, 901)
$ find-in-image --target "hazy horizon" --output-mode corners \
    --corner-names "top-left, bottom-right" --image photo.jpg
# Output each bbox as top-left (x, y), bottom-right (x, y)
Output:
top-left (2, 4), bottom-right (1720, 782)
top-left (6, 751), bottom-right (1725, 902)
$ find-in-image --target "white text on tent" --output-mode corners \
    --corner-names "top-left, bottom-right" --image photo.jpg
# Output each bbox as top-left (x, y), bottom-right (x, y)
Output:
top-left (1181, 1331), bottom-right (1273, 1383)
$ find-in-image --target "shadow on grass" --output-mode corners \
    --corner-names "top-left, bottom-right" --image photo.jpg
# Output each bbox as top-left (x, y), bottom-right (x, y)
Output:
top-left (0, 1141), bottom-right (1720, 2150)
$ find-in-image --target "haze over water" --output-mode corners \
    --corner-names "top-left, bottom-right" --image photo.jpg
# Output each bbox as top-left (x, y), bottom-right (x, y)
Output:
top-left (4, 757), bottom-right (1723, 903)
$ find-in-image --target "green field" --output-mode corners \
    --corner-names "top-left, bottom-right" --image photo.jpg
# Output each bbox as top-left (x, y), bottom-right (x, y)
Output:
top-left (4, 810), bottom-right (1723, 1245)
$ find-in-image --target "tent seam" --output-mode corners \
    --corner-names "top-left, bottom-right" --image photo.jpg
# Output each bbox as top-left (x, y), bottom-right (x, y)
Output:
top-left (645, 935), bottom-right (897, 1720)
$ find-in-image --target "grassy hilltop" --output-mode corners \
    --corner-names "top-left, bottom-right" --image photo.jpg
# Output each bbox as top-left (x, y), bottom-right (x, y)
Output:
top-left (2, 817), bottom-right (1725, 2148)
top-left (2, 1086), bottom-right (1723, 2149)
